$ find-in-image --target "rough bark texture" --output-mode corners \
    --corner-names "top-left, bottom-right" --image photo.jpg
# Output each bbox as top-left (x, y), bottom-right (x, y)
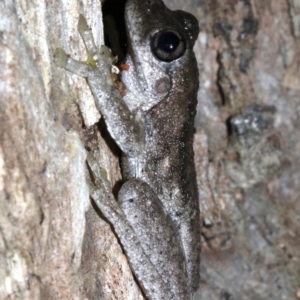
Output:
top-left (1, 0), bottom-right (300, 300)
top-left (1, 0), bottom-right (142, 299)
top-left (165, 0), bottom-right (300, 299)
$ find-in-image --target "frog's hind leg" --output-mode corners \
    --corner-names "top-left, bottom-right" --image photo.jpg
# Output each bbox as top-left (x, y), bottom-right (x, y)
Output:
top-left (87, 154), bottom-right (174, 300)
top-left (118, 179), bottom-right (191, 300)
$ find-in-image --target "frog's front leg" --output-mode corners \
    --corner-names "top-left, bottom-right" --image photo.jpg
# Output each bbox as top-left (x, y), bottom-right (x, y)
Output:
top-left (55, 15), bottom-right (143, 157)
top-left (87, 155), bottom-right (174, 300)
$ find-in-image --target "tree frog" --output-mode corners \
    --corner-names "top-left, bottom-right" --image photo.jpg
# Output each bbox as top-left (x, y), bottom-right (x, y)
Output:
top-left (55, 0), bottom-right (200, 299)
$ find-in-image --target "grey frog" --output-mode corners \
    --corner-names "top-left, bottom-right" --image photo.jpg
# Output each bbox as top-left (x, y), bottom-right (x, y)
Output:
top-left (55, 0), bottom-right (200, 299)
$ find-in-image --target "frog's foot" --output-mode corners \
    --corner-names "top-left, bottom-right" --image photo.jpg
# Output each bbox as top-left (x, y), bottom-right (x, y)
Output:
top-left (54, 47), bottom-right (91, 77)
top-left (54, 15), bottom-right (113, 77)
top-left (77, 14), bottom-right (104, 66)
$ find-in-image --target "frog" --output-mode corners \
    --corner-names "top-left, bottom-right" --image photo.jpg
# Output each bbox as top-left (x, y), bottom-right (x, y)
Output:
top-left (55, 0), bottom-right (200, 299)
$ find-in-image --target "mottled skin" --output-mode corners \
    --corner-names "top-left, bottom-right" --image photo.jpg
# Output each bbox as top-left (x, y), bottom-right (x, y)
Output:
top-left (55, 0), bottom-right (200, 299)
top-left (122, 0), bottom-right (200, 293)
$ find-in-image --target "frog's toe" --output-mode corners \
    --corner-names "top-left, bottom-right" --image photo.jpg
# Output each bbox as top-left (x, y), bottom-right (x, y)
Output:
top-left (54, 48), bottom-right (69, 68)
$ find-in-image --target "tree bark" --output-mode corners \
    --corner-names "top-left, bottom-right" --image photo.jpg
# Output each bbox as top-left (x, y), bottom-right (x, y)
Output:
top-left (1, 0), bottom-right (142, 299)
top-left (171, 0), bottom-right (300, 299)
top-left (1, 0), bottom-right (300, 300)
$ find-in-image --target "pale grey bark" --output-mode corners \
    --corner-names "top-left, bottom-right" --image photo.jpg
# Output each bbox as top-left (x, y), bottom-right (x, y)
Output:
top-left (181, 0), bottom-right (300, 299)
top-left (0, 1), bottom-right (142, 299)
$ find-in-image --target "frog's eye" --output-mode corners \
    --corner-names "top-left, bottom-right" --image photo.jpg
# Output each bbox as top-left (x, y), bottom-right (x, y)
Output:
top-left (151, 29), bottom-right (186, 62)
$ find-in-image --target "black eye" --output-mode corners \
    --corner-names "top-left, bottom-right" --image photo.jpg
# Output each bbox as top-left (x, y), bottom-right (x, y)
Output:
top-left (151, 30), bottom-right (186, 62)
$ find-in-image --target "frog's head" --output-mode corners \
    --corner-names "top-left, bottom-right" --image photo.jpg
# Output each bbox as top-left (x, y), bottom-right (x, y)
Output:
top-left (121, 0), bottom-right (199, 112)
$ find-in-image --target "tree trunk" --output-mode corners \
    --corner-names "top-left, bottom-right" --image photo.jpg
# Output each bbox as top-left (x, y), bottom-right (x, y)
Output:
top-left (1, 0), bottom-right (299, 300)
top-left (1, 0), bottom-right (142, 299)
